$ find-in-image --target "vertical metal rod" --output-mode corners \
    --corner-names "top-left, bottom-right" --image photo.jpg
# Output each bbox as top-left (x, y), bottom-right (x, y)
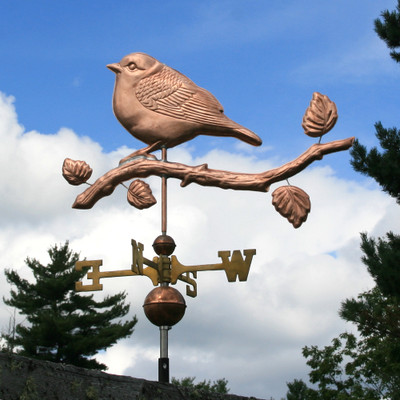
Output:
top-left (159, 326), bottom-right (169, 383)
top-left (161, 147), bottom-right (167, 235)
top-left (159, 147), bottom-right (169, 382)
top-left (159, 282), bottom-right (170, 383)
top-left (160, 326), bottom-right (169, 359)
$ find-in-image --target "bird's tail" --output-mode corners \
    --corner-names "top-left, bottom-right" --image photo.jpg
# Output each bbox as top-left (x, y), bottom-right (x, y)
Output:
top-left (234, 126), bottom-right (262, 147)
top-left (219, 113), bottom-right (262, 146)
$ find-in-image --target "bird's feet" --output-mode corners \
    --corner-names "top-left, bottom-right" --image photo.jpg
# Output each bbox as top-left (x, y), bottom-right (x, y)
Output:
top-left (119, 151), bottom-right (157, 165)
top-left (119, 141), bottom-right (163, 165)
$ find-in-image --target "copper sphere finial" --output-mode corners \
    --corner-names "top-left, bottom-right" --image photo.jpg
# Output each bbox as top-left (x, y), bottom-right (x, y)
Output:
top-left (153, 234), bottom-right (176, 256)
top-left (143, 286), bottom-right (186, 327)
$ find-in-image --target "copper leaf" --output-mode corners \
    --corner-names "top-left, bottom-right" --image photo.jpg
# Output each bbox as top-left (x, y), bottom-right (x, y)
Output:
top-left (302, 92), bottom-right (338, 138)
top-left (127, 179), bottom-right (157, 209)
top-left (272, 185), bottom-right (311, 228)
top-left (62, 158), bottom-right (93, 186)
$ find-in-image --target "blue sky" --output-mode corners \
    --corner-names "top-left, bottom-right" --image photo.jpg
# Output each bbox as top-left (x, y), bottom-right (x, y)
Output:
top-left (0, 1), bottom-right (399, 399)
top-left (1, 1), bottom-right (398, 169)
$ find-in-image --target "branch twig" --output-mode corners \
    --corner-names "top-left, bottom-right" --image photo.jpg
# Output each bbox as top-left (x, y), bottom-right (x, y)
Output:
top-left (71, 137), bottom-right (354, 209)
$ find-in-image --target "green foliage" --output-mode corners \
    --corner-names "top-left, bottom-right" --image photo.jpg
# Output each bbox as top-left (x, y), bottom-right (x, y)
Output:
top-left (171, 376), bottom-right (230, 394)
top-left (340, 287), bottom-right (400, 339)
top-left (286, 379), bottom-right (311, 400)
top-left (303, 332), bottom-right (398, 399)
top-left (350, 123), bottom-right (400, 204)
top-left (374, 0), bottom-right (400, 63)
top-left (2, 242), bottom-right (137, 370)
top-left (356, 232), bottom-right (400, 299)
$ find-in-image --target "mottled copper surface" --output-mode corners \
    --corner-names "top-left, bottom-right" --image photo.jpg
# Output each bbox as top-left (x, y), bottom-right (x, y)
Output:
top-left (62, 159), bottom-right (92, 186)
top-left (302, 92), bottom-right (338, 138)
top-left (153, 235), bottom-right (176, 256)
top-left (272, 185), bottom-right (311, 228)
top-left (68, 137), bottom-right (354, 210)
top-left (107, 52), bottom-right (262, 163)
top-left (143, 286), bottom-right (186, 327)
top-left (63, 60), bottom-right (355, 228)
top-left (127, 179), bottom-right (156, 209)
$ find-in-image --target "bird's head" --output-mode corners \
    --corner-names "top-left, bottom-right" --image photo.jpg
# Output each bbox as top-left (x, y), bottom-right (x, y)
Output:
top-left (107, 53), bottom-right (163, 87)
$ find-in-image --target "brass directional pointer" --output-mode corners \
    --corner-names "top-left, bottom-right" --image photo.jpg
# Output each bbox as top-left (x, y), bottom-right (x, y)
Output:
top-left (75, 239), bottom-right (255, 298)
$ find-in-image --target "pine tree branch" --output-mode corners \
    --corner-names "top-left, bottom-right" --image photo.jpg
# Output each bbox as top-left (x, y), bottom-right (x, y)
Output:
top-left (70, 137), bottom-right (354, 209)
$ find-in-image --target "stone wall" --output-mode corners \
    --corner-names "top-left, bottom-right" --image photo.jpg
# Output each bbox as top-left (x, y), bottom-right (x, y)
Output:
top-left (0, 353), bottom-right (264, 400)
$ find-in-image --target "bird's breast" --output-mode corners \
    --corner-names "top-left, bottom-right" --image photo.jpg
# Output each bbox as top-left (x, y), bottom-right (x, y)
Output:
top-left (111, 76), bottom-right (205, 147)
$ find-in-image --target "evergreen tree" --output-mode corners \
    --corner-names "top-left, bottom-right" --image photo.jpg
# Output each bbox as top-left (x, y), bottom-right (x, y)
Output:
top-left (3, 242), bottom-right (137, 370)
top-left (286, 2), bottom-right (400, 398)
top-left (351, 123), bottom-right (400, 204)
top-left (374, 0), bottom-right (400, 63)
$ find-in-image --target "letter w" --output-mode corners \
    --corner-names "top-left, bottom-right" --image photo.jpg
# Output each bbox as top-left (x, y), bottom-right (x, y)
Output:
top-left (219, 249), bottom-right (256, 282)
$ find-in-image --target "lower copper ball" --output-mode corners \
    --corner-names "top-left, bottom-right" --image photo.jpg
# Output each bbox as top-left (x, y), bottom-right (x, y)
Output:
top-left (143, 286), bottom-right (186, 327)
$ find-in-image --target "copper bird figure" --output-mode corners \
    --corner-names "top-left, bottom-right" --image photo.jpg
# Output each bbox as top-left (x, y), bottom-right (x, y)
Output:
top-left (107, 53), bottom-right (262, 163)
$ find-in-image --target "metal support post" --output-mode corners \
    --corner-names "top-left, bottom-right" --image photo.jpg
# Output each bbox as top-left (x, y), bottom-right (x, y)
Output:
top-left (159, 324), bottom-right (170, 383)
top-left (161, 146), bottom-right (167, 235)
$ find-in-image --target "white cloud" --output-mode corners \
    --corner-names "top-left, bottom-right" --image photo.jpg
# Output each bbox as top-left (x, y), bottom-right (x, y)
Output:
top-left (0, 91), bottom-right (397, 399)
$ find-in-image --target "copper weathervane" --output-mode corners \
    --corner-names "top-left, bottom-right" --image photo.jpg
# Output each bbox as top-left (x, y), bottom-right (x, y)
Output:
top-left (62, 52), bottom-right (354, 383)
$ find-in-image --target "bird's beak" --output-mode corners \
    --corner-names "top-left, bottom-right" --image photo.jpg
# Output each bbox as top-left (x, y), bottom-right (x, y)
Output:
top-left (107, 63), bottom-right (122, 74)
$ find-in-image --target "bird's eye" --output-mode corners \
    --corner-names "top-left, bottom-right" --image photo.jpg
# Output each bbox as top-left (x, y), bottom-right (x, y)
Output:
top-left (127, 62), bottom-right (137, 71)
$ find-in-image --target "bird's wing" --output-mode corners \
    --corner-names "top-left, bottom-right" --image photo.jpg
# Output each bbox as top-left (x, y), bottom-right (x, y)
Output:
top-left (136, 66), bottom-right (235, 127)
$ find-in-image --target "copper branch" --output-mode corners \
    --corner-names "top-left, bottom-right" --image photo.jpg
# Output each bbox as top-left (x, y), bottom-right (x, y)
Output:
top-left (71, 137), bottom-right (354, 209)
